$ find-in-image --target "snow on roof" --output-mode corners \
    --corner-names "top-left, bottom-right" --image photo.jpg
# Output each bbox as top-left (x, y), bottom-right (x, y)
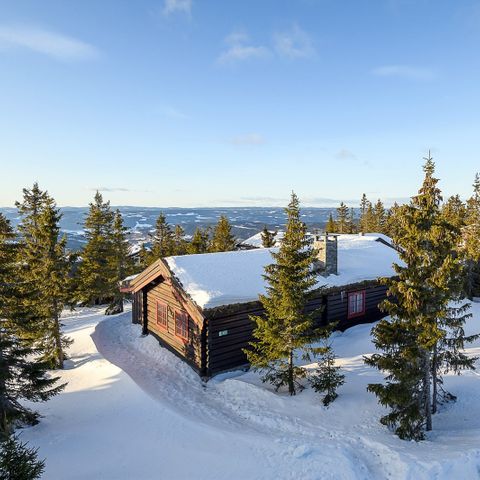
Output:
top-left (165, 234), bottom-right (401, 310)
top-left (241, 231), bottom-right (285, 248)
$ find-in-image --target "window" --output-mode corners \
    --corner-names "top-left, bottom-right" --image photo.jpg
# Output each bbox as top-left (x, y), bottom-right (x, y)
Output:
top-left (156, 301), bottom-right (168, 329)
top-left (348, 290), bottom-right (366, 319)
top-left (175, 310), bottom-right (189, 341)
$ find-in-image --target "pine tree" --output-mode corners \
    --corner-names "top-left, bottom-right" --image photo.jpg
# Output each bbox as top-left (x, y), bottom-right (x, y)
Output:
top-left (172, 225), bottom-right (188, 255)
top-left (246, 192), bottom-right (322, 395)
top-left (442, 194), bottom-right (466, 231)
top-left (463, 173), bottom-right (480, 298)
top-left (359, 194), bottom-right (371, 232)
top-left (325, 213), bottom-right (337, 233)
top-left (365, 154), bottom-right (477, 440)
top-left (0, 214), bottom-right (64, 434)
top-left (15, 184), bottom-right (71, 369)
top-left (0, 436), bottom-right (45, 480)
top-left (210, 216), bottom-right (236, 252)
top-left (385, 202), bottom-right (404, 240)
top-left (336, 202), bottom-right (352, 233)
top-left (309, 337), bottom-right (345, 406)
top-left (137, 243), bottom-right (151, 271)
top-left (373, 199), bottom-right (386, 232)
top-left (188, 227), bottom-right (210, 254)
top-left (150, 213), bottom-right (175, 258)
top-left (106, 210), bottom-right (134, 315)
top-left (76, 192), bottom-right (116, 306)
top-left (260, 226), bottom-right (277, 248)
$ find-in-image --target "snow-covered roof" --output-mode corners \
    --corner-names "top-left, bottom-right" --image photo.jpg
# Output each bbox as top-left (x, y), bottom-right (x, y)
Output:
top-left (241, 231), bottom-right (285, 248)
top-left (165, 234), bottom-right (401, 310)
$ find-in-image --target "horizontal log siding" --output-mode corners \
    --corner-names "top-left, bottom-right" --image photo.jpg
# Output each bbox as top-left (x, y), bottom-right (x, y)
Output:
top-left (207, 305), bottom-right (262, 375)
top-left (326, 284), bottom-right (388, 330)
top-left (146, 282), bottom-right (203, 370)
top-left (132, 291), bottom-right (143, 324)
top-left (206, 285), bottom-right (387, 376)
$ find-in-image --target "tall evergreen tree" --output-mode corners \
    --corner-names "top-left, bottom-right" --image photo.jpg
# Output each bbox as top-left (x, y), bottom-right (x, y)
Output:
top-left (0, 214), bottom-right (64, 435)
top-left (76, 192), bottom-right (115, 306)
top-left (365, 154), bottom-right (477, 440)
top-left (15, 184), bottom-right (71, 369)
top-left (373, 199), bottom-right (386, 232)
top-left (336, 202), bottom-right (353, 233)
top-left (246, 193), bottom-right (322, 395)
top-left (150, 213), bottom-right (175, 259)
top-left (260, 226), bottom-right (277, 248)
top-left (463, 173), bottom-right (480, 298)
top-left (106, 210), bottom-right (134, 314)
top-left (325, 213), bottom-right (337, 233)
top-left (0, 435), bottom-right (45, 480)
top-left (442, 194), bottom-right (466, 231)
top-left (210, 216), bottom-right (236, 252)
top-left (188, 227), bottom-right (210, 254)
top-left (172, 225), bottom-right (188, 256)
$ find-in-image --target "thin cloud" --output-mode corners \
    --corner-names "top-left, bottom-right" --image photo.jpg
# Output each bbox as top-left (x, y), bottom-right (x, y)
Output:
top-left (217, 30), bottom-right (270, 65)
top-left (90, 187), bottom-right (132, 193)
top-left (334, 149), bottom-right (357, 161)
top-left (163, 0), bottom-right (192, 16)
top-left (161, 106), bottom-right (190, 120)
top-left (372, 65), bottom-right (435, 81)
top-left (0, 24), bottom-right (99, 61)
top-left (273, 24), bottom-right (316, 59)
top-left (229, 133), bottom-right (266, 146)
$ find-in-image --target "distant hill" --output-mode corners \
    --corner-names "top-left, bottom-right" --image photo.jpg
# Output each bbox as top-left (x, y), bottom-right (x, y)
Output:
top-left (0, 206), bottom-right (341, 251)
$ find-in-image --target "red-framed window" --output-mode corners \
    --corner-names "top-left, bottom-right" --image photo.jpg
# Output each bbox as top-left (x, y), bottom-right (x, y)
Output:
top-left (175, 310), bottom-right (189, 341)
top-left (156, 301), bottom-right (168, 329)
top-left (347, 290), bottom-right (366, 319)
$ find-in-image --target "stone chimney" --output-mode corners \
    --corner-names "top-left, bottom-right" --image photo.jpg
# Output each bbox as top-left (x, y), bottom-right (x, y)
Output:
top-left (313, 232), bottom-right (338, 276)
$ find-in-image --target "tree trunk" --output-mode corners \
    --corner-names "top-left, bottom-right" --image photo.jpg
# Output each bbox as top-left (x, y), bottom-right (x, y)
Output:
top-left (288, 350), bottom-right (295, 396)
top-left (432, 343), bottom-right (438, 414)
top-left (423, 350), bottom-right (433, 431)
top-left (53, 315), bottom-right (64, 369)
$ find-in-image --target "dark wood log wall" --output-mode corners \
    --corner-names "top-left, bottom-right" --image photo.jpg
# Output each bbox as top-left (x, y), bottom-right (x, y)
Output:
top-left (326, 284), bottom-right (388, 330)
top-left (205, 284), bottom-right (387, 376)
top-left (132, 291), bottom-right (143, 324)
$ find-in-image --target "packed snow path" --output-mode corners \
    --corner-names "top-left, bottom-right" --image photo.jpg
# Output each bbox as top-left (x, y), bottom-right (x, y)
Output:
top-left (21, 306), bottom-right (480, 479)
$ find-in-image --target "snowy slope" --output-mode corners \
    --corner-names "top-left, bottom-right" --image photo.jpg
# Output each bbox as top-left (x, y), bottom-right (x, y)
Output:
top-left (166, 235), bottom-right (402, 309)
top-left (20, 304), bottom-right (480, 479)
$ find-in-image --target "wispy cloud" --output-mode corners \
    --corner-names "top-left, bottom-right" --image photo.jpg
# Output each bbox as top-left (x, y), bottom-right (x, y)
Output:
top-left (90, 187), bottom-right (133, 193)
top-left (273, 24), bottom-right (316, 59)
top-left (229, 133), bottom-right (266, 145)
top-left (217, 30), bottom-right (270, 65)
top-left (334, 148), bottom-right (357, 161)
top-left (0, 24), bottom-right (99, 61)
top-left (163, 0), bottom-right (192, 17)
top-left (161, 106), bottom-right (190, 120)
top-left (372, 65), bottom-right (435, 81)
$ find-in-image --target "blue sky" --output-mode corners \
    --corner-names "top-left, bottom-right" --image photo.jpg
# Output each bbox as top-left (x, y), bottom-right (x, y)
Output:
top-left (1, 0), bottom-right (480, 207)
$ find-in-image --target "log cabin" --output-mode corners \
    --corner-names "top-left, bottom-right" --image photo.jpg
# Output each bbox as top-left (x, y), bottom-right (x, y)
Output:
top-left (123, 233), bottom-right (401, 378)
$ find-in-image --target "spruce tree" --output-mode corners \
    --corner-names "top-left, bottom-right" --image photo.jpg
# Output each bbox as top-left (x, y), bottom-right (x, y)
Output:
top-left (15, 184), bottom-right (71, 369)
top-left (137, 243), bottom-right (151, 270)
top-left (0, 214), bottom-right (64, 434)
top-left (325, 213), bottom-right (337, 233)
top-left (210, 216), bottom-right (236, 252)
top-left (188, 227), bottom-right (210, 254)
top-left (260, 226), bottom-right (277, 248)
top-left (309, 337), bottom-right (345, 406)
top-left (172, 225), bottom-right (188, 255)
top-left (373, 199), bottom-right (386, 232)
top-left (463, 173), bottom-right (480, 298)
top-left (442, 194), bottom-right (466, 231)
top-left (365, 154), bottom-right (477, 440)
top-left (76, 192), bottom-right (116, 306)
top-left (106, 210), bottom-right (133, 314)
top-left (246, 193), bottom-right (322, 395)
top-left (0, 436), bottom-right (45, 480)
top-left (150, 213), bottom-right (175, 258)
top-left (336, 202), bottom-right (352, 233)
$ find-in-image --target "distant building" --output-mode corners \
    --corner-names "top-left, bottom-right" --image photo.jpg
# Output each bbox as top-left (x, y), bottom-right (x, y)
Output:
top-left (123, 234), bottom-right (401, 378)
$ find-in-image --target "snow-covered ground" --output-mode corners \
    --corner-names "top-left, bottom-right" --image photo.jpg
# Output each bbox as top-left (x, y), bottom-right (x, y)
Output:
top-left (20, 304), bottom-right (480, 480)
